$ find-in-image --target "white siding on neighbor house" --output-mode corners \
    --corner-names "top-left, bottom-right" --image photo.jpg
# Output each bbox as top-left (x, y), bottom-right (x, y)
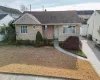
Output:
top-left (0, 15), bottom-right (13, 41)
top-left (80, 24), bottom-right (88, 36)
top-left (0, 15), bottom-right (13, 26)
top-left (87, 11), bottom-right (100, 43)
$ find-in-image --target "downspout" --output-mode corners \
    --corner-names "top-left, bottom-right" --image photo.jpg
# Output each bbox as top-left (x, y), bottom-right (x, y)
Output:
top-left (92, 13), bottom-right (95, 40)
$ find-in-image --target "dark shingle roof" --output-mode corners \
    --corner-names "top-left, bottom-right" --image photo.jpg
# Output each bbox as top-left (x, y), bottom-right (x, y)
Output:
top-left (77, 10), bottom-right (94, 15)
top-left (0, 14), bottom-right (8, 20)
top-left (24, 11), bottom-right (81, 24)
top-left (0, 6), bottom-right (22, 14)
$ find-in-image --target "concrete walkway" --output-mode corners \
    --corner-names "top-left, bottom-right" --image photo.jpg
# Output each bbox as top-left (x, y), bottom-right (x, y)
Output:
top-left (81, 39), bottom-right (100, 76)
top-left (54, 39), bottom-right (87, 60)
top-left (0, 73), bottom-right (72, 80)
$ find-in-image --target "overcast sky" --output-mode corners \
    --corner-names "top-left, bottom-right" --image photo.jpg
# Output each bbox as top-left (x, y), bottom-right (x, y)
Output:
top-left (1, 0), bottom-right (100, 11)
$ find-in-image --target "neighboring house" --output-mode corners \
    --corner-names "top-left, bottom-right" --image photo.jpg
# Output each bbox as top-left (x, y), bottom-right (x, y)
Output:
top-left (0, 14), bottom-right (14, 41)
top-left (14, 11), bottom-right (81, 41)
top-left (87, 10), bottom-right (100, 44)
top-left (0, 6), bottom-right (22, 19)
top-left (77, 10), bottom-right (94, 21)
top-left (77, 10), bottom-right (94, 36)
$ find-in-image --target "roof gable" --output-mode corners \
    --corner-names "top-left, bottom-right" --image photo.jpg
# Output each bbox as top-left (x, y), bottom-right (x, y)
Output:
top-left (14, 13), bottom-right (41, 24)
top-left (24, 11), bottom-right (81, 24)
top-left (87, 11), bottom-right (99, 23)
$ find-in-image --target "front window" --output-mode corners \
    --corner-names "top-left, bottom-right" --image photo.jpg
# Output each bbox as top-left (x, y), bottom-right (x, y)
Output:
top-left (63, 25), bottom-right (76, 34)
top-left (20, 25), bottom-right (27, 33)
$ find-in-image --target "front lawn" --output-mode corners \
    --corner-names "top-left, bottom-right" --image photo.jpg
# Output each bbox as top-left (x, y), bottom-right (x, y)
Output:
top-left (0, 46), bottom-right (99, 80)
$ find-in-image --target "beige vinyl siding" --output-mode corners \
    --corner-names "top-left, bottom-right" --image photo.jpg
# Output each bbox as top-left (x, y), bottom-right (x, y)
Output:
top-left (58, 24), bottom-right (80, 41)
top-left (15, 24), bottom-right (43, 40)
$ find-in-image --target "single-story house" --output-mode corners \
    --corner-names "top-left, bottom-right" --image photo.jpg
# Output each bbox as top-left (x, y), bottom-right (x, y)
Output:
top-left (87, 10), bottom-right (100, 44)
top-left (0, 14), bottom-right (14, 41)
top-left (76, 10), bottom-right (94, 36)
top-left (14, 11), bottom-right (81, 41)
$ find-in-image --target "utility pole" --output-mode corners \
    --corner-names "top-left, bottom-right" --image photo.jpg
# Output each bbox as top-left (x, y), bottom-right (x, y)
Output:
top-left (42, 5), bottom-right (44, 11)
top-left (30, 5), bottom-right (31, 11)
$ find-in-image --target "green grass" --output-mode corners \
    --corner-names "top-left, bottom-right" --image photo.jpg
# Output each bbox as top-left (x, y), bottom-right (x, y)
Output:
top-left (0, 41), bottom-right (8, 46)
top-left (0, 41), bottom-right (16, 46)
top-left (66, 49), bottom-right (87, 58)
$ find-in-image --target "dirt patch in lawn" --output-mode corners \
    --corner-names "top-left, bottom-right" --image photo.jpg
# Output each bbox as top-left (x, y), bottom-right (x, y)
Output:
top-left (0, 46), bottom-right (99, 80)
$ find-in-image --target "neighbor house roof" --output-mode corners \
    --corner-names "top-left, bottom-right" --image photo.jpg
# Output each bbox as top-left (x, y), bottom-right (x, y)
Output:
top-left (76, 10), bottom-right (94, 15)
top-left (0, 14), bottom-right (8, 20)
top-left (24, 11), bottom-right (82, 24)
top-left (96, 10), bottom-right (100, 14)
top-left (0, 6), bottom-right (22, 14)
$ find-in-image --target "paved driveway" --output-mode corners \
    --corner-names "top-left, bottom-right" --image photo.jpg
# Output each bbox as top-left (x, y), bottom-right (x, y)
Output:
top-left (81, 38), bottom-right (100, 76)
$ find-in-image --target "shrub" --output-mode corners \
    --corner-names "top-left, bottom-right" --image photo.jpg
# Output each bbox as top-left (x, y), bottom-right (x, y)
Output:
top-left (63, 36), bottom-right (82, 50)
top-left (36, 31), bottom-right (43, 43)
top-left (43, 37), bottom-right (48, 45)
top-left (34, 42), bottom-right (44, 47)
top-left (16, 40), bottom-right (34, 45)
top-left (59, 41), bottom-right (63, 47)
top-left (87, 34), bottom-right (92, 40)
top-left (0, 20), bottom-right (16, 43)
top-left (43, 38), bottom-right (54, 46)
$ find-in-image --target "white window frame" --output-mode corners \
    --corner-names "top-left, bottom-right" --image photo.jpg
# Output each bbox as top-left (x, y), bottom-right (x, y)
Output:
top-left (63, 25), bottom-right (76, 34)
top-left (20, 25), bottom-right (28, 33)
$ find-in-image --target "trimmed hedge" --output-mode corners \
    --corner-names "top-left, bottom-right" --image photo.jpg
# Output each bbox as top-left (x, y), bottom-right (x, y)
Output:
top-left (16, 40), bottom-right (34, 45)
top-left (63, 36), bottom-right (82, 50)
top-left (16, 39), bottom-right (54, 47)
top-left (36, 31), bottom-right (43, 43)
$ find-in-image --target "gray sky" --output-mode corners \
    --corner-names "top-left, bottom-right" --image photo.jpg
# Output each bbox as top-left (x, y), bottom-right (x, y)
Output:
top-left (1, 0), bottom-right (100, 11)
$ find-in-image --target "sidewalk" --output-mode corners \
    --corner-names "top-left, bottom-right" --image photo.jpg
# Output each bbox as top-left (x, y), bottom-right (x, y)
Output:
top-left (0, 73), bottom-right (72, 80)
top-left (81, 40), bottom-right (100, 76)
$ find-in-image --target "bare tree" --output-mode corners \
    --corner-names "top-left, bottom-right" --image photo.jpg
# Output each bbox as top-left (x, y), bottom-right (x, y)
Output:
top-left (20, 4), bottom-right (28, 12)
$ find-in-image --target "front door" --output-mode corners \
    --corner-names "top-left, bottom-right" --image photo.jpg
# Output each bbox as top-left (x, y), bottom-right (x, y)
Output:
top-left (54, 25), bottom-right (59, 39)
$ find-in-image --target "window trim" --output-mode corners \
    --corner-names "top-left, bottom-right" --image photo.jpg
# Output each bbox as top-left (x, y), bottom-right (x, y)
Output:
top-left (20, 25), bottom-right (28, 33)
top-left (63, 25), bottom-right (76, 34)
